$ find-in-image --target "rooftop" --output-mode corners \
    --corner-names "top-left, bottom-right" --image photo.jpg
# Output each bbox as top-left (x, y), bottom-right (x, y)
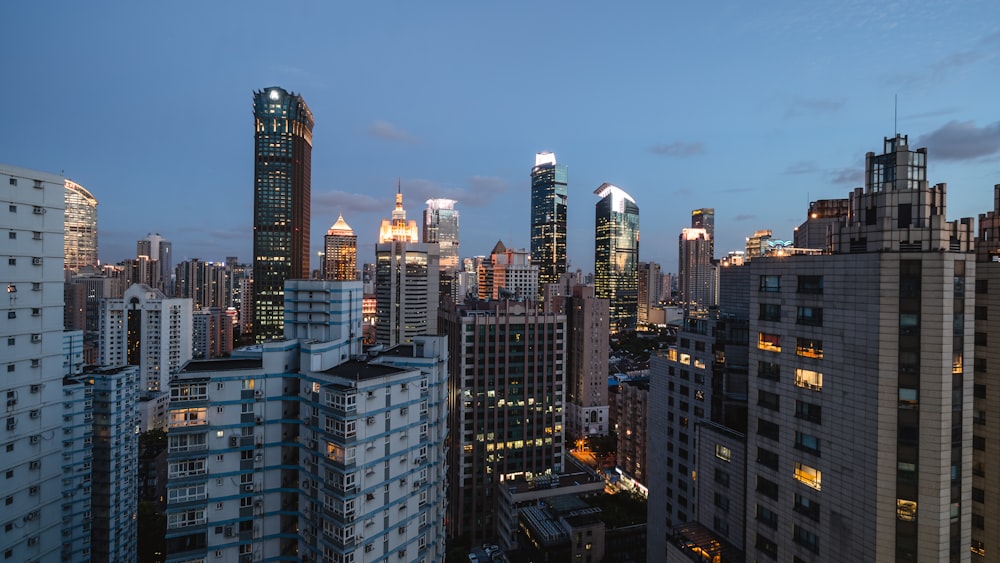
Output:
top-left (322, 359), bottom-right (407, 381)
top-left (179, 358), bottom-right (264, 373)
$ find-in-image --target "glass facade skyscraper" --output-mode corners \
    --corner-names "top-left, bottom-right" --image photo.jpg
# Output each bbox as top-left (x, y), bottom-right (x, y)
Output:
top-left (594, 182), bottom-right (639, 333)
top-left (530, 152), bottom-right (568, 298)
top-left (64, 179), bottom-right (98, 272)
top-left (251, 86), bottom-right (313, 342)
top-left (423, 198), bottom-right (460, 273)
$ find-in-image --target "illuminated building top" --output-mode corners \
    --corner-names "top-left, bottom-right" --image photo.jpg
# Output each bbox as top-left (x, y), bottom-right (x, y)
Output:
top-left (379, 188), bottom-right (419, 243)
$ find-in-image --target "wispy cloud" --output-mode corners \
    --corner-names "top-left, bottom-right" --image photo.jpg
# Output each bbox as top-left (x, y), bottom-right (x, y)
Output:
top-left (785, 97), bottom-right (846, 118)
top-left (734, 214), bottom-right (756, 221)
top-left (368, 120), bottom-right (420, 143)
top-left (650, 142), bottom-right (705, 157)
top-left (314, 190), bottom-right (388, 216)
top-left (917, 120), bottom-right (1000, 161)
top-left (404, 176), bottom-right (510, 207)
top-left (785, 161), bottom-right (820, 175)
top-left (883, 50), bottom-right (983, 89)
top-left (829, 166), bottom-right (864, 185)
top-left (671, 188), bottom-right (693, 197)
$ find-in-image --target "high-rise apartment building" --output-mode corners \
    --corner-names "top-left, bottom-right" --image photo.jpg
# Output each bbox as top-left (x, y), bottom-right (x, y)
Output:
top-left (137, 232), bottom-right (173, 293)
top-left (175, 258), bottom-right (228, 309)
top-left (375, 190), bottom-right (440, 347)
top-left (530, 152), bottom-right (568, 297)
top-left (0, 165), bottom-right (68, 562)
top-left (164, 280), bottom-right (448, 563)
top-left (441, 299), bottom-right (566, 544)
top-left (476, 240), bottom-right (538, 301)
top-left (563, 284), bottom-right (609, 438)
top-left (192, 306), bottom-right (235, 359)
top-left (678, 227), bottom-right (714, 312)
top-left (423, 198), bottom-right (459, 273)
top-left (99, 283), bottom-right (193, 400)
top-left (323, 214), bottom-right (357, 281)
top-left (594, 183), bottom-right (639, 333)
top-left (252, 86), bottom-right (313, 342)
top-left (691, 207), bottom-right (715, 259)
top-left (637, 261), bottom-right (662, 325)
top-left (64, 179), bottom-right (98, 272)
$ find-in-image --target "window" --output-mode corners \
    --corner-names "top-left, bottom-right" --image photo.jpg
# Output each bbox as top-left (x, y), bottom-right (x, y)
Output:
top-left (6, 259), bottom-right (14, 266)
top-left (794, 368), bottom-right (822, 390)
top-left (896, 498), bottom-right (917, 521)
top-left (760, 275), bottom-right (780, 293)
top-left (758, 332), bottom-right (781, 352)
top-left (758, 390), bottom-right (780, 411)
top-left (796, 306), bottom-right (823, 326)
top-left (758, 361), bottom-right (780, 381)
top-left (797, 275), bottom-right (823, 294)
top-left (757, 476), bottom-right (779, 500)
top-left (795, 400), bottom-right (821, 424)
top-left (794, 493), bottom-right (820, 521)
top-left (794, 431), bottom-right (820, 455)
top-left (795, 338), bottom-right (823, 358)
top-left (793, 525), bottom-right (819, 554)
top-left (756, 504), bottom-right (777, 528)
top-left (714, 444), bottom-right (731, 462)
top-left (714, 468), bottom-right (730, 487)
top-left (758, 418), bottom-right (779, 441)
top-left (756, 532), bottom-right (778, 559)
top-left (8, 178), bottom-right (15, 186)
top-left (759, 303), bottom-right (781, 322)
top-left (7, 205), bottom-right (14, 213)
top-left (793, 461), bottom-right (822, 490)
top-left (757, 447), bottom-right (779, 470)
top-left (898, 388), bottom-right (918, 409)
top-left (7, 232), bottom-right (13, 240)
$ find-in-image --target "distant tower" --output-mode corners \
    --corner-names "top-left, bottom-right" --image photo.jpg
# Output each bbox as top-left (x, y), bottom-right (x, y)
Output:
top-left (530, 152), bottom-right (568, 298)
top-left (375, 188), bottom-right (439, 346)
top-left (678, 228), bottom-right (713, 311)
top-left (251, 86), bottom-right (313, 342)
top-left (423, 198), bottom-right (459, 272)
top-left (64, 179), bottom-right (98, 271)
top-left (594, 183), bottom-right (639, 333)
top-left (323, 214), bottom-right (358, 280)
top-left (476, 240), bottom-right (538, 300)
top-left (691, 207), bottom-right (715, 259)
top-left (136, 233), bottom-right (172, 293)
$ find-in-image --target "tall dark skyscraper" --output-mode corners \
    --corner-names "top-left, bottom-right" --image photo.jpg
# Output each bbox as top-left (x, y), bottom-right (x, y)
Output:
top-left (691, 207), bottom-right (715, 258)
top-left (251, 86), bottom-right (313, 342)
top-left (530, 152), bottom-right (568, 298)
top-left (594, 182), bottom-right (639, 333)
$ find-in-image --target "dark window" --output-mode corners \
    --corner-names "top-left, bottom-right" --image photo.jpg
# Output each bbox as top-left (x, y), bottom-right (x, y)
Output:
top-left (714, 468), bottom-right (730, 487)
top-left (756, 447), bottom-right (779, 470)
top-left (975, 332), bottom-right (987, 347)
top-left (974, 435), bottom-right (986, 451)
top-left (898, 203), bottom-right (912, 228)
top-left (793, 525), bottom-right (819, 554)
top-left (758, 418), bottom-right (780, 441)
top-left (976, 279), bottom-right (988, 294)
top-left (797, 275), bottom-right (824, 294)
top-left (759, 275), bottom-right (781, 293)
top-left (794, 493), bottom-right (820, 521)
top-left (759, 303), bottom-right (781, 322)
top-left (758, 361), bottom-right (780, 381)
top-left (714, 492), bottom-right (730, 511)
top-left (973, 487), bottom-right (985, 503)
top-left (975, 306), bottom-right (988, 321)
top-left (795, 400), bottom-right (822, 424)
top-left (973, 513), bottom-right (985, 530)
top-left (796, 306), bottom-right (823, 326)
top-left (757, 476), bottom-right (779, 500)
top-left (975, 384), bottom-right (986, 398)
top-left (756, 505), bottom-right (777, 529)
top-left (795, 431), bottom-right (820, 455)
top-left (755, 533), bottom-right (778, 559)
top-left (758, 390), bottom-right (780, 411)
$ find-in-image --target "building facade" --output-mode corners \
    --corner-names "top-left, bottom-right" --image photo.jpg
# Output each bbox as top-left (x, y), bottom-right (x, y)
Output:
top-left (530, 152), bottom-right (568, 298)
top-left (678, 227), bottom-right (714, 312)
top-left (441, 299), bottom-right (566, 544)
top-left (594, 183), bottom-right (639, 333)
top-left (252, 86), bottom-right (313, 343)
top-left (64, 179), bottom-right (98, 272)
top-left (477, 240), bottom-right (538, 301)
top-left (423, 198), bottom-right (459, 274)
top-left (136, 233), bottom-right (173, 294)
top-left (323, 214), bottom-right (357, 281)
top-left (563, 284), bottom-right (610, 438)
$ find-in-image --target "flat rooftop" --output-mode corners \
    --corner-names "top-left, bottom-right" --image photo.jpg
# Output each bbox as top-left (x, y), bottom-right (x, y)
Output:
top-left (322, 360), bottom-right (407, 381)
top-left (179, 358), bottom-right (264, 373)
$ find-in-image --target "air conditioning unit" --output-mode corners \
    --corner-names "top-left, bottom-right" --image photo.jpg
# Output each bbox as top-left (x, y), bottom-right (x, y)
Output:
top-left (366, 391), bottom-right (375, 399)
top-left (224, 526), bottom-right (234, 537)
top-left (307, 440), bottom-right (317, 450)
top-left (29, 460), bottom-right (40, 470)
top-left (29, 410), bottom-right (39, 419)
top-left (254, 390), bottom-right (263, 399)
top-left (29, 384), bottom-right (40, 394)
top-left (255, 416), bottom-right (262, 425)
top-left (30, 435), bottom-right (39, 445)
top-left (254, 454), bottom-right (262, 462)
top-left (32, 207), bottom-right (45, 215)
top-left (31, 334), bottom-right (41, 343)
top-left (6, 418), bottom-right (16, 430)
top-left (28, 486), bottom-right (38, 496)
top-left (230, 436), bottom-right (239, 447)
top-left (366, 416), bottom-right (375, 425)
top-left (243, 484), bottom-right (254, 492)
top-left (27, 536), bottom-right (38, 546)
top-left (31, 257), bottom-right (42, 265)
top-left (24, 511), bottom-right (37, 521)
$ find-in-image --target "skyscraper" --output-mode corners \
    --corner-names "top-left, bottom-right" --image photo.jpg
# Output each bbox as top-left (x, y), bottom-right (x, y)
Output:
top-left (137, 232), bottom-right (173, 293)
top-left (251, 86), bottom-right (313, 342)
top-left (678, 227), bottom-right (714, 311)
top-left (476, 240), bottom-right (538, 301)
top-left (594, 182), bottom-right (639, 333)
top-left (691, 207), bottom-right (715, 259)
top-left (423, 198), bottom-right (459, 272)
top-left (64, 179), bottom-right (98, 272)
top-left (530, 152), bottom-right (568, 298)
top-left (323, 214), bottom-right (357, 280)
top-left (375, 189), bottom-right (440, 346)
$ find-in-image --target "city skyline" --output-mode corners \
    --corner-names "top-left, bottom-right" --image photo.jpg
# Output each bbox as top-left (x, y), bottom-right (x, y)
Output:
top-left (3, 3), bottom-right (999, 273)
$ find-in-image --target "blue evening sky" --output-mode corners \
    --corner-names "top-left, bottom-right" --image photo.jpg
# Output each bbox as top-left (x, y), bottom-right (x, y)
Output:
top-left (3, 2), bottom-right (999, 273)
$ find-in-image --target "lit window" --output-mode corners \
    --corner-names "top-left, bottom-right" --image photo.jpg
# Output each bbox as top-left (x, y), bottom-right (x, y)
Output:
top-left (793, 461), bottom-right (822, 490)
top-left (715, 444), bottom-right (731, 462)
top-left (795, 338), bottom-right (823, 359)
top-left (794, 369), bottom-right (823, 391)
top-left (897, 499), bottom-right (917, 521)
top-left (758, 332), bottom-right (781, 353)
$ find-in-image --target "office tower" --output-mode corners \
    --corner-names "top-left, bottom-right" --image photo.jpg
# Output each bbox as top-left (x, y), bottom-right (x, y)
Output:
top-left (0, 165), bottom-right (67, 562)
top-left (530, 152), bottom-right (568, 297)
top-left (594, 182), bottom-right (639, 333)
top-left (64, 179), bottom-right (98, 272)
top-left (192, 307), bottom-right (234, 359)
top-left (564, 284), bottom-right (609, 438)
top-left (476, 240), bottom-right (538, 301)
top-left (137, 232), bottom-right (173, 293)
top-left (441, 299), bottom-right (566, 544)
top-left (745, 229), bottom-right (773, 261)
top-left (423, 198), bottom-right (459, 272)
top-left (375, 189), bottom-right (440, 347)
top-left (637, 261), bottom-right (661, 326)
top-left (164, 280), bottom-right (447, 563)
top-left (678, 227), bottom-right (714, 311)
top-left (793, 198), bottom-right (850, 251)
top-left (323, 214), bottom-right (358, 280)
top-left (740, 134), bottom-right (975, 562)
top-left (252, 86), bottom-right (314, 343)
top-left (691, 207), bottom-right (715, 259)
top-left (99, 283), bottom-right (193, 403)
top-left (174, 258), bottom-right (228, 309)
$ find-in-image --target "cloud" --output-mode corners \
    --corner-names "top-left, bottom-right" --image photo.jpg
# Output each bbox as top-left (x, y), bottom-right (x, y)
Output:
top-left (734, 214), bottom-right (756, 221)
top-left (785, 97), bottom-right (846, 118)
top-left (917, 120), bottom-right (1000, 161)
top-left (314, 190), bottom-right (388, 216)
top-left (671, 188), bottom-right (693, 197)
top-left (650, 142), bottom-right (705, 157)
top-left (828, 166), bottom-right (864, 185)
top-left (404, 176), bottom-right (511, 207)
top-left (368, 120), bottom-right (420, 143)
top-left (785, 161), bottom-right (820, 175)
top-left (883, 50), bottom-right (983, 89)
